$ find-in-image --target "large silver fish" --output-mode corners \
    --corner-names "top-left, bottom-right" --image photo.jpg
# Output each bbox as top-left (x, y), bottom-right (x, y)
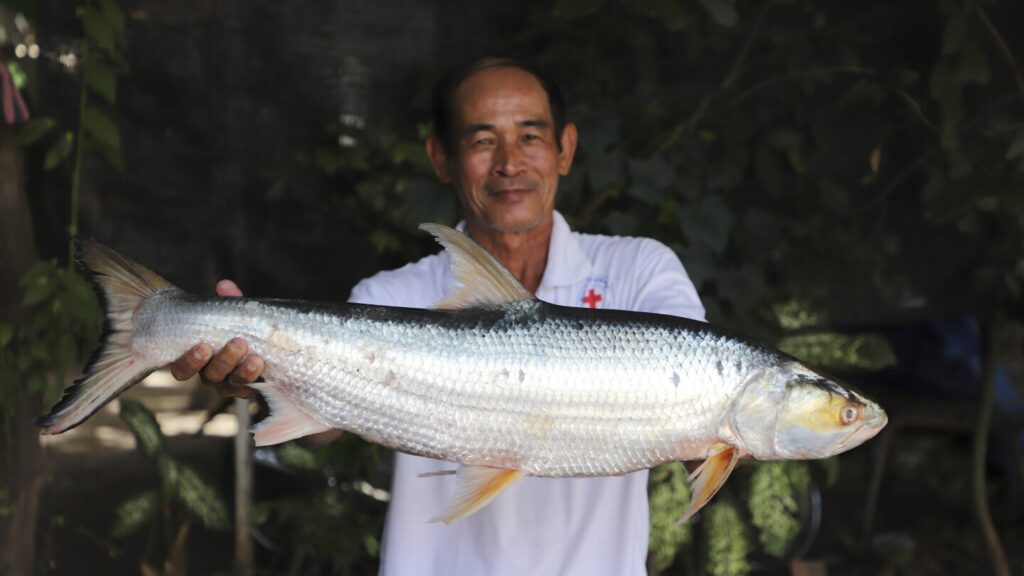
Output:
top-left (38, 224), bottom-right (887, 523)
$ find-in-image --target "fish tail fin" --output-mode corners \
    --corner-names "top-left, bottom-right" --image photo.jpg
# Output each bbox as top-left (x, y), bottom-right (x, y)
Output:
top-left (36, 240), bottom-right (178, 435)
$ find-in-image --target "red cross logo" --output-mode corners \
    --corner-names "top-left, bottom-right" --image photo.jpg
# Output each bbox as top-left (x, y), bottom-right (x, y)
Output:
top-left (583, 288), bottom-right (603, 309)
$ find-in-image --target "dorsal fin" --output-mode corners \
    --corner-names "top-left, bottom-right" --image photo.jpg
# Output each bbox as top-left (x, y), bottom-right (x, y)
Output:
top-left (419, 223), bottom-right (535, 310)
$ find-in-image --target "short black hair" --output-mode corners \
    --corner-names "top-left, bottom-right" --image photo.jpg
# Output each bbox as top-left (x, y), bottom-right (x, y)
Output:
top-left (430, 56), bottom-right (568, 153)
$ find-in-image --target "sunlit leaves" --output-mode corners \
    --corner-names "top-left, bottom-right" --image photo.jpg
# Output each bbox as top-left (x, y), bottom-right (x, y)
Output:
top-left (705, 498), bottom-right (749, 576)
top-left (119, 400), bottom-right (164, 459)
top-left (112, 490), bottom-right (159, 538)
top-left (0, 261), bottom-right (100, 413)
top-left (115, 403), bottom-right (231, 535)
top-left (170, 463), bottom-right (230, 531)
top-left (648, 463), bottom-right (692, 571)
top-left (747, 462), bottom-right (810, 557)
top-left (777, 332), bottom-right (897, 373)
top-left (275, 442), bottom-right (319, 472)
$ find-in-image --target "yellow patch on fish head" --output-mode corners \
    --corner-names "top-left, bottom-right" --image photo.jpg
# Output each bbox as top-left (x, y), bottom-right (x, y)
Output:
top-left (772, 365), bottom-right (887, 459)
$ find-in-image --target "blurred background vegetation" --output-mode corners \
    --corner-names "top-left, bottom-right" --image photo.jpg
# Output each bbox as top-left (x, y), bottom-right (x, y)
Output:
top-left (1, 0), bottom-right (1023, 574)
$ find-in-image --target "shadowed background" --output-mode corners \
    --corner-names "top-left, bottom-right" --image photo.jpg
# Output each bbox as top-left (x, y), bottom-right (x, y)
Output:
top-left (1, 0), bottom-right (1023, 574)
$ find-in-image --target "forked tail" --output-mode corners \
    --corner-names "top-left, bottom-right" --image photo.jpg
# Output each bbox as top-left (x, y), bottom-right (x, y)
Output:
top-left (36, 241), bottom-right (178, 434)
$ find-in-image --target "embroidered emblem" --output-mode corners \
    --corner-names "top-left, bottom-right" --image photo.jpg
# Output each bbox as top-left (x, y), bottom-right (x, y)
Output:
top-left (579, 276), bottom-right (611, 309)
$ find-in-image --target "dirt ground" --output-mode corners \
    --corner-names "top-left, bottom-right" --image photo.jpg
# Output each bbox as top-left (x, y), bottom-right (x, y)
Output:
top-left (32, 375), bottom-right (1024, 576)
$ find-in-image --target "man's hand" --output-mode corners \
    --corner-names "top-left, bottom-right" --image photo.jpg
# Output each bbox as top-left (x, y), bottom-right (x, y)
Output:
top-left (169, 280), bottom-right (263, 399)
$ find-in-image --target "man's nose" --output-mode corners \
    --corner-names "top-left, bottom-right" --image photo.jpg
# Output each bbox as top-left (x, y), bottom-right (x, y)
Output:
top-left (494, 141), bottom-right (525, 176)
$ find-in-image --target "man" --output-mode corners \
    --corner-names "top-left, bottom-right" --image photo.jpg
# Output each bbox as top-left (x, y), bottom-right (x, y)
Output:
top-left (171, 57), bottom-right (704, 575)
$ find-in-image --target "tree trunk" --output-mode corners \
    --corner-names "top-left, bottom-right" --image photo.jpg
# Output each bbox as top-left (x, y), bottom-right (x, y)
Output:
top-left (0, 127), bottom-right (42, 576)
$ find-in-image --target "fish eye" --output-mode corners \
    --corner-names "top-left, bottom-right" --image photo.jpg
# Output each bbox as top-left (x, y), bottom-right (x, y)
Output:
top-left (840, 405), bottom-right (860, 425)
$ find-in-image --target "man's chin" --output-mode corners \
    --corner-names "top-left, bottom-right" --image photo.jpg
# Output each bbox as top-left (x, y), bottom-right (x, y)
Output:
top-left (480, 211), bottom-right (549, 234)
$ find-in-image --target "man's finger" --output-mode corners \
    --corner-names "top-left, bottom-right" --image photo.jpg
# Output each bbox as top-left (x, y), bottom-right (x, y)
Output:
top-left (216, 279), bottom-right (243, 298)
top-left (213, 380), bottom-right (256, 399)
top-left (170, 343), bottom-right (212, 381)
top-left (202, 337), bottom-right (248, 384)
top-left (227, 354), bottom-right (265, 387)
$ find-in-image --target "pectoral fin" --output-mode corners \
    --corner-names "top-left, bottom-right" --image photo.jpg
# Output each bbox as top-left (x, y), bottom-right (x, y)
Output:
top-left (677, 443), bottom-right (739, 524)
top-left (428, 465), bottom-right (523, 524)
top-left (249, 381), bottom-right (332, 446)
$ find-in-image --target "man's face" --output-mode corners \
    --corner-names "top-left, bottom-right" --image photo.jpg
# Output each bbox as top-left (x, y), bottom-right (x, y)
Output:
top-left (428, 66), bottom-right (577, 234)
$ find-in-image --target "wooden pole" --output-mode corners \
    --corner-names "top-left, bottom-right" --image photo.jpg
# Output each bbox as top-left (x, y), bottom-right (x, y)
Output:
top-left (234, 398), bottom-right (253, 576)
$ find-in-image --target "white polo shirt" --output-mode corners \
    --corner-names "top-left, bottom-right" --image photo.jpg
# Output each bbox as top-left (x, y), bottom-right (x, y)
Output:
top-left (348, 211), bottom-right (705, 576)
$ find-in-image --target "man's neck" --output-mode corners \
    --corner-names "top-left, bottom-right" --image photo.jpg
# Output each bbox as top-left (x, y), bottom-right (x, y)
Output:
top-left (465, 217), bottom-right (552, 294)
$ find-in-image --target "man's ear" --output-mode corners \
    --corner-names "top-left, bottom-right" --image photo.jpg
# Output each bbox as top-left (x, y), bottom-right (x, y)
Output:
top-left (558, 123), bottom-right (578, 176)
top-left (426, 135), bottom-right (452, 183)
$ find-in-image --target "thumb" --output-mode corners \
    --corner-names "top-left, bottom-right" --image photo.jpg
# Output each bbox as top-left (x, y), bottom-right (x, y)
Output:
top-left (216, 279), bottom-right (244, 298)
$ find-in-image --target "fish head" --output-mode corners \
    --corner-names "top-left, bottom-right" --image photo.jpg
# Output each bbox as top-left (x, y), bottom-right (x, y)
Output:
top-left (731, 362), bottom-right (887, 460)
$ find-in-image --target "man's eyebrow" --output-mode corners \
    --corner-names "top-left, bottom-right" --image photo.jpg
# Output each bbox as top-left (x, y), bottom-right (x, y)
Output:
top-left (461, 123), bottom-right (495, 136)
top-left (519, 119), bottom-right (551, 129)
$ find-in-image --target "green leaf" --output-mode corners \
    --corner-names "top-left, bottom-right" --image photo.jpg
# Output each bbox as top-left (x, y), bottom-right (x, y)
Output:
top-left (553, 0), bottom-right (605, 20)
top-left (0, 325), bottom-right (13, 349)
top-left (83, 108), bottom-right (121, 151)
top-left (173, 464), bottom-right (230, 530)
top-left (44, 131), bottom-right (75, 170)
top-left (696, 0), bottom-right (737, 27)
top-left (111, 490), bottom-right (159, 538)
top-left (119, 400), bottom-right (165, 459)
top-left (79, 6), bottom-right (115, 54)
top-left (83, 59), bottom-right (117, 104)
top-left (16, 117), bottom-right (56, 147)
top-left (97, 0), bottom-right (125, 35)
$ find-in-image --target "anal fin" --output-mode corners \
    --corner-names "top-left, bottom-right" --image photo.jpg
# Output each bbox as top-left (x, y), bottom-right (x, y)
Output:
top-left (427, 465), bottom-right (522, 524)
top-left (676, 442), bottom-right (740, 524)
top-left (249, 381), bottom-right (331, 446)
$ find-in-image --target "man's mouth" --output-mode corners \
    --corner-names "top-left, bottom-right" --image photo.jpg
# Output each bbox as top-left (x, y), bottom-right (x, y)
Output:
top-left (485, 179), bottom-right (539, 197)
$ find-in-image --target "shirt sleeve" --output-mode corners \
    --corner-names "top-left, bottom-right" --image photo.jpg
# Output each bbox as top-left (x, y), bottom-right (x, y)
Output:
top-left (630, 239), bottom-right (706, 322)
top-left (348, 277), bottom-right (397, 306)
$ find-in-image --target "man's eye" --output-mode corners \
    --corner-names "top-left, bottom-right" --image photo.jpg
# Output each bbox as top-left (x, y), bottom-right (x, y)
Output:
top-left (523, 133), bottom-right (541, 142)
top-left (474, 137), bottom-right (495, 146)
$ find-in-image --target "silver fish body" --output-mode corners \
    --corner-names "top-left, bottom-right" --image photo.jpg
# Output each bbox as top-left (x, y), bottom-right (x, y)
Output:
top-left (39, 226), bottom-right (887, 523)
top-left (137, 291), bottom-right (778, 477)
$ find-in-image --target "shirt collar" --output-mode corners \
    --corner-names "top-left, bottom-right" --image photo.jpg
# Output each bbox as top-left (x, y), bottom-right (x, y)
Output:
top-left (452, 210), bottom-right (591, 291)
